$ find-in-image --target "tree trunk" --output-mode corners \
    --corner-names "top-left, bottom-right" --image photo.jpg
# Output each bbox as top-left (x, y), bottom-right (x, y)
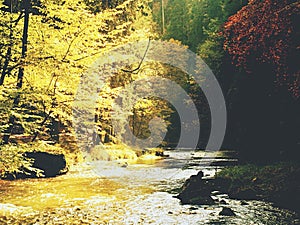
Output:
top-left (17, 0), bottom-right (30, 89)
top-left (2, 0), bottom-right (30, 144)
top-left (0, 46), bottom-right (12, 85)
top-left (0, 4), bottom-right (14, 85)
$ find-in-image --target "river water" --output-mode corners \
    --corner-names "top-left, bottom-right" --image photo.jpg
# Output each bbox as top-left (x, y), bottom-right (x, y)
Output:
top-left (0, 150), bottom-right (299, 224)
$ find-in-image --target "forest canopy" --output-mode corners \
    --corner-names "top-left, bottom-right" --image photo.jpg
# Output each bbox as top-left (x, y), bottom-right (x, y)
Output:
top-left (0, 0), bottom-right (299, 169)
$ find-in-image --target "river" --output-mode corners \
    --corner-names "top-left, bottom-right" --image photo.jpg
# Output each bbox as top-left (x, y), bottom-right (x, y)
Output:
top-left (0, 149), bottom-right (298, 224)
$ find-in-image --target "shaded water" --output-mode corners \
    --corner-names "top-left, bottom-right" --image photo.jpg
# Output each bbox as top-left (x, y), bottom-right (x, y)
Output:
top-left (0, 150), bottom-right (298, 224)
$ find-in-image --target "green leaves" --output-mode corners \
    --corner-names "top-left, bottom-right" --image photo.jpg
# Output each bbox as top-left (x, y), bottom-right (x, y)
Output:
top-left (156, 0), bottom-right (247, 71)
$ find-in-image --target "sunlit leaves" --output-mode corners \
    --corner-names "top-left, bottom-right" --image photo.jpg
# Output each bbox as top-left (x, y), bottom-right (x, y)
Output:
top-left (0, 0), bottom-right (154, 142)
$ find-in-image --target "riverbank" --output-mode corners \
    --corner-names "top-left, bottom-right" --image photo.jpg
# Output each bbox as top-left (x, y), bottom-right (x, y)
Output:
top-left (178, 161), bottom-right (300, 215)
top-left (216, 162), bottom-right (300, 214)
top-left (0, 141), bottom-right (166, 180)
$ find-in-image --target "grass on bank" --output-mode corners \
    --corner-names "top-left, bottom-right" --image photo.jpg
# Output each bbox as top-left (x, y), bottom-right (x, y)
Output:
top-left (216, 162), bottom-right (300, 212)
top-left (217, 162), bottom-right (299, 186)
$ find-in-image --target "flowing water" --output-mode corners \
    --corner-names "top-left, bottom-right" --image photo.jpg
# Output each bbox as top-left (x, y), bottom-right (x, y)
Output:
top-left (0, 150), bottom-right (299, 224)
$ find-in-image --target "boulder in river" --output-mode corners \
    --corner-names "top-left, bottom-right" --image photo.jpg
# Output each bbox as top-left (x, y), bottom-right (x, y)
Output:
top-left (219, 200), bottom-right (227, 205)
top-left (4, 151), bottom-right (67, 179)
top-left (219, 207), bottom-right (236, 216)
top-left (176, 171), bottom-right (215, 205)
top-left (24, 151), bottom-right (68, 178)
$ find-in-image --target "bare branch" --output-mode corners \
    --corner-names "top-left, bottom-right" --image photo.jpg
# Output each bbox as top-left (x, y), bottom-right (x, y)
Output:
top-left (121, 39), bottom-right (151, 73)
top-left (61, 27), bottom-right (87, 62)
top-left (74, 50), bottom-right (103, 61)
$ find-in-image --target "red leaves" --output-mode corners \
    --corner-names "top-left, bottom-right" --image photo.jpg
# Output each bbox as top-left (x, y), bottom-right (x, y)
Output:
top-left (223, 0), bottom-right (300, 97)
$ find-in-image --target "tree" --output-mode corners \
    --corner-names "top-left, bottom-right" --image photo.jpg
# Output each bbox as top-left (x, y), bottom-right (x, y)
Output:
top-left (0, 0), bottom-right (155, 144)
top-left (222, 0), bottom-right (300, 162)
top-left (163, 0), bottom-right (189, 45)
top-left (223, 0), bottom-right (300, 97)
top-left (95, 61), bottom-right (175, 147)
top-left (0, 2), bottom-right (22, 85)
top-left (1, 0), bottom-right (31, 143)
top-left (196, 0), bottom-right (247, 75)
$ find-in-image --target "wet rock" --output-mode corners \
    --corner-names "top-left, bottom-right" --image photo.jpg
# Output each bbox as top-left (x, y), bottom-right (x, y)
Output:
top-left (211, 190), bottom-right (221, 195)
top-left (219, 207), bottom-right (236, 216)
top-left (4, 151), bottom-right (67, 179)
top-left (120, 162), bottom-right (128, 168)
top-left (155, 150), bottom-right (165, 157)
top-left (25, 151), bottom-right (67, 178)
top-left (176, 171), bottom-right (215, 205)
top-left (219, 200), bottom-right (227, 205)
top-left (240, 201), bottom-right (248, 205)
